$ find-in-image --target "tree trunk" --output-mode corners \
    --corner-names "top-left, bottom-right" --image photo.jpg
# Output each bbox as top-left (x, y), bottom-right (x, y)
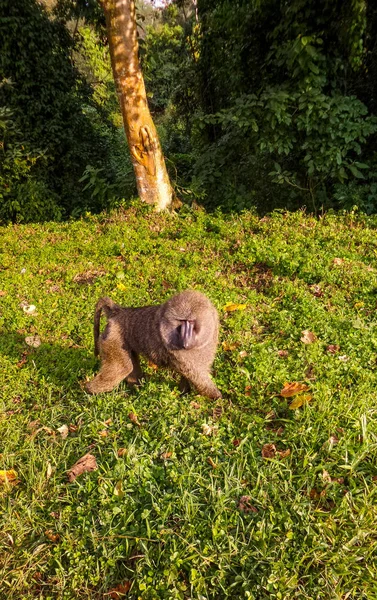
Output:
top-left (101, 0), bottom-right (173, 210)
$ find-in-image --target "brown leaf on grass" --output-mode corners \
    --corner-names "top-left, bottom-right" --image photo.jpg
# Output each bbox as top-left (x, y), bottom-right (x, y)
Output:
top-left (45, 530), bottom-right (60, 543)
top-left (105, 581), bottom-right (131, 599)
top-left (232, 439), bottom-right (241, 447)
top-left (69, 423), bottom-right (78, 433)
top-left (28, 419), bottom-right (40, 431)
top-left (262, 443), bottom-right (276, 459)
top-left (57, 425), bottom-right (69, 439)
top-left (277, 448), bottom-right (291, 459)
top-left (67, 453), bottom-right (97, 483)
top-left (277, 350), bottom-right (288, 358)
top-left (245, 385), bottom-right (251, 396)
top-left (160, 452), bottom-right (172, 460)
top-left (239, 350), bottom-right (248, 359)
top-left (207, 457), bottom-right (217, 469)
top-left (72, 270), bottom-right (105, 285)
top-left (327, 344), bottom-right (340, 354)
top-left (333, 258), bottom-right (344, 266)
top-left (289, 394), bottom-right (312, 410)
top-left (238, 496), bottom-right (258, 513)
top-left (322, 470), bottom-right (332, 484)
top-left (0, 469), bottom-right (18, 485)
top-left (222, 341), bottom-right (240, 351)
top-left (25, 335), bottom-right (41, 348)
top-left (301, 330), bottom-right (317, 344)
top-left (0, 290), bottom-right (7, 297)
top-left (128, 412), bottom-right (141, 427)
top-left (99, 429), bottom-right (108, 438)
top-left (280, 382), bottom-right (309, 398)
top-left (147, 360), bottom-right (158, 371)
top-left (190, 401), bottom-right (201, 409)
top-left (309, 284), bottom-right (323, 297)
top-left (117, 448), bottom-right (127, 457)
top-left (328, 434), bottom-right (339, 446)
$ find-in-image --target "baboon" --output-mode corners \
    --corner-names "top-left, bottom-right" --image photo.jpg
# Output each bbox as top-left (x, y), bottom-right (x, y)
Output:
top-left (85, 290), bottom-right (221, 399)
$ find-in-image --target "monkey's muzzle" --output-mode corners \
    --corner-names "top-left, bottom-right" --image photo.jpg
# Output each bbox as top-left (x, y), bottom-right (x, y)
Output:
top-left (181, 319), bottom-right (195, 349)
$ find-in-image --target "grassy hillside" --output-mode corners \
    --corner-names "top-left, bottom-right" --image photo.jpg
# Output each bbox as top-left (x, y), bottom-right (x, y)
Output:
top-left (1, 205), bottom-right (377, 599)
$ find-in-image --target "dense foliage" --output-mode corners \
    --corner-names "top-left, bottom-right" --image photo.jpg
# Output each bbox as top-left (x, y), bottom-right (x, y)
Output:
top-left (0, 0), bottom-right (132, 222)
top-left (1, 0), bottom-right (377, 217)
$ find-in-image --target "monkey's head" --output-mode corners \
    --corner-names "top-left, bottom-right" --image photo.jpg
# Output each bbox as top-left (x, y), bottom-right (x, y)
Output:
top-left (159, 290), bottom-right (216, 351)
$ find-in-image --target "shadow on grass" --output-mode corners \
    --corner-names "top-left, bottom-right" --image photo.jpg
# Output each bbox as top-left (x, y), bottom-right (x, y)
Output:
top-left (0, 331), bottom-right (96, 389)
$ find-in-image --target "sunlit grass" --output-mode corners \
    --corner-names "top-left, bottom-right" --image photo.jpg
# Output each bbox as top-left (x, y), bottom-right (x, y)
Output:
top-left (1, 204), bottom-right (377, 599)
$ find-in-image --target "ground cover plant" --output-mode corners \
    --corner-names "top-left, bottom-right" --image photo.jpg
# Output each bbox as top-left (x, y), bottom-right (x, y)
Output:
top-left (1, 205), bottom-right (377, 599)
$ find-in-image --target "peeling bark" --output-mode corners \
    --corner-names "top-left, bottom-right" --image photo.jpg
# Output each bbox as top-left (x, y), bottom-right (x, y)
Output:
top-left (101, 0), bottom-right (173, 210)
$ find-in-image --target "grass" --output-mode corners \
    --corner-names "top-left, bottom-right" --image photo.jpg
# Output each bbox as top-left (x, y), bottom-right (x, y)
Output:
top-left (1, 203), bottom-right (377, 599)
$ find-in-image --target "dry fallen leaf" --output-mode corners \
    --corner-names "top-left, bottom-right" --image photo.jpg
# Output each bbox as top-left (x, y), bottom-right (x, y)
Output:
top-left (46, 462), bottom-right (53, 480)
top-left (160, 451), bottom-right (172, 460)
top-left (0, 469), bottom-right (18, 485)
top-left (202, 423), bottom-right (218, 436)
top-left (238, 496), bottom-right (258, 513)
top-left (69, 423), bottom-right (78, 433)
top-left (277, 448), bottom-right (291, 459)
top-left (338, 355), bottom-right (349, 362)
top-left (23, 304), bottom-right (37, 315)
top-left (222, 341), bottom-right (240, 351)
top-left (333, 257), bottom-right (344, 266)
top-left (245, 385), bottom-right (251, 396)
top-left (0, 290), bottom-right (7, 297)
top-left (223, 302), bottom-right (247, 312)
top-left (105, 581), bottom-right (131, 599)
top-left (25, 335), bottom-right (41, 348)
top-left (57, 425), bottom-right (69, 439)
top-left (128, 412), bottom-right (141, 427)
top-left (289, 394), bottom-right (312, 410)
top-left (322, 470), bottom-right (332, 484)
top-left (232, 439), bottom-right (241, 447)
top-left (147, 360), bottom-right (158, 371)
top-left (117, 448), bottom-right (127, 457)
top-left (309, 284), bottom-right (323, 297)
top-left (327, 344), bottom-right (340, 354)
top-left (239, 350), bottom-right (248, 359)
top-left (99, 429), bottom-right (108, 438)
top-left (113, 481), bottom-right (124, 498)
top-left (45, 530), bottom-right (60, 543)
top-left (277, 350), bottom-right (288, 358)
top-left (67, 453), bottom-right (97, 483)
top-left (301, 330), bottom-right (317, 344)
top-left (190, 401), bottom-right (201, 409)
top-left (262, 443), bottom-right (276, 459)
top-left (207, 457), bottom-right (217, 469)
top-left (280, 382), bottom-right (309, 398)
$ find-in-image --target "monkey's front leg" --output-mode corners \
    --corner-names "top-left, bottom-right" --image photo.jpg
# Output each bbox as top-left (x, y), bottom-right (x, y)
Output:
top-left (180, 368), bottom-right (222, 400)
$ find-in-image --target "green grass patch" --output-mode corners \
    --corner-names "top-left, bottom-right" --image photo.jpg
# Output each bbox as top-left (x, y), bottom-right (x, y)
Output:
top-left (1, 205), bottom-right (377, 599)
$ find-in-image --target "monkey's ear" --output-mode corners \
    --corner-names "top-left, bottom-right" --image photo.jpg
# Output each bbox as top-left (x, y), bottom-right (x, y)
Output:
top-left (180, 320), bottom-right (195, 349)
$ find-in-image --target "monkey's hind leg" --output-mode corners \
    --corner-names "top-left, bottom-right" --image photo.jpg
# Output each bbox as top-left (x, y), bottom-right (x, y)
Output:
top-left (86, 322), bottom-right (133, 394)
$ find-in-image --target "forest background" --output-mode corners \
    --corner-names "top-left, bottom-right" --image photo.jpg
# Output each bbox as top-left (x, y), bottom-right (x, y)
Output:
top-left (1, 0), bottom-right (377, 223)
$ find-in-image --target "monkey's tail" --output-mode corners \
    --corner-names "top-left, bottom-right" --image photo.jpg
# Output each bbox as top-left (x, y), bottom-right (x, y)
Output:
top-left (93, 296), bottom-right (118, 356)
